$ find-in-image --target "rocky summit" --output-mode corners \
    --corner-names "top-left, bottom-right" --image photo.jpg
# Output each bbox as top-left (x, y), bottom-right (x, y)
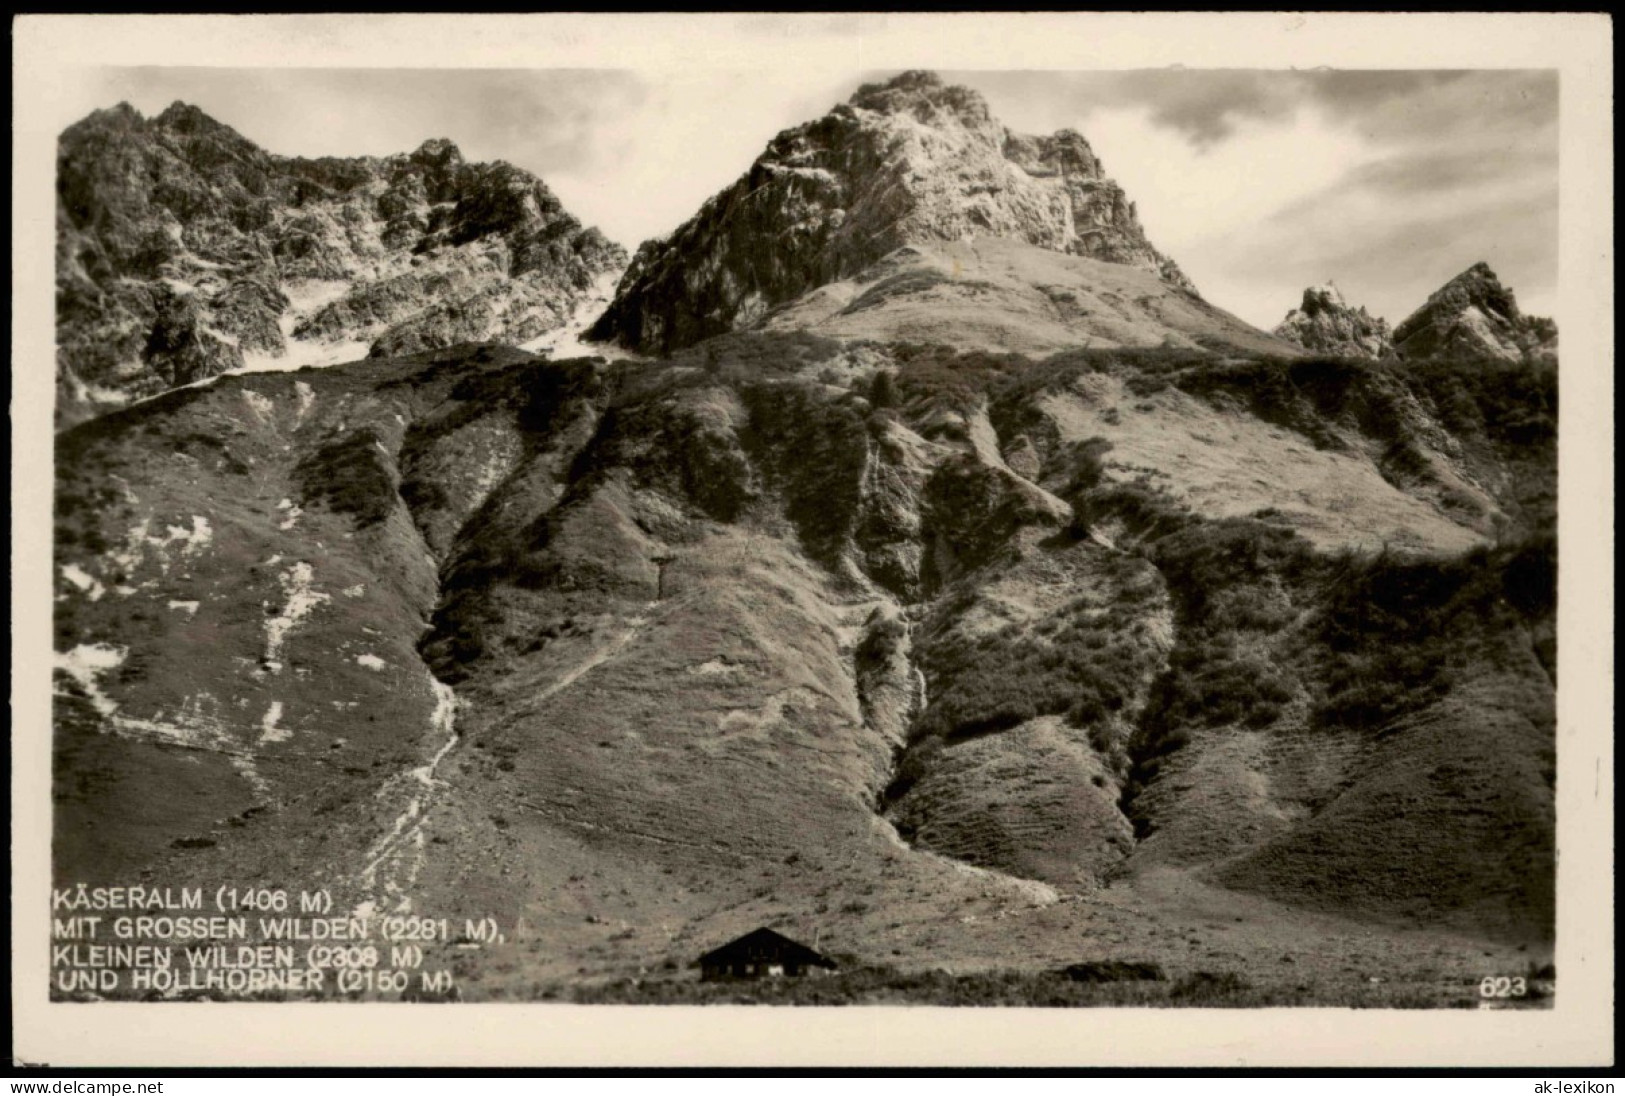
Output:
top-left (1273, 283), bottom-right (1394, 359)
top-left (55, 102), bottom-right (626, 427)
top-left (589, 71), bottom-right (1195, 356)
top-left (50, 73), bottom-right (1559, 1006)
top-left (1392, 262), bottom-right (1557, 363)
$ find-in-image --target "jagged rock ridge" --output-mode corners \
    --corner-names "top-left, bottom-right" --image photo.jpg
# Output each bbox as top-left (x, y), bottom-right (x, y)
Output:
top-left (55, 101), bottom-right (626, 425)
top-left (1393, 262), bottom-right (1556, 362)
top-left (1273, 283), bottom-right (1394, 359)
top-left (589, 70), bottom-right (1196, 355)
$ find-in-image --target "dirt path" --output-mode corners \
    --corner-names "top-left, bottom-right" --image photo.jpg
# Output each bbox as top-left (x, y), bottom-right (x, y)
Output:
top-left (534, 603), bottom-right (657, 704)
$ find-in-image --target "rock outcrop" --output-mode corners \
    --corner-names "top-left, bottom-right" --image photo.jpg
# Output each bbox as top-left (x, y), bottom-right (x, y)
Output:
top-left (55, 102), bottom-right (626, 426)
top-left (1273, 283), bottom-right (1393, 358)
top-left (1392, 262), bottom-right (1557, 362)
top-left (589, 70), bottom-right (1195, 355)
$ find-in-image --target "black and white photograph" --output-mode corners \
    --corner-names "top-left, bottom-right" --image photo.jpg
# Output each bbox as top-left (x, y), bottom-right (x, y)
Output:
top-left (10, 12), bottom-right (1614, 1070)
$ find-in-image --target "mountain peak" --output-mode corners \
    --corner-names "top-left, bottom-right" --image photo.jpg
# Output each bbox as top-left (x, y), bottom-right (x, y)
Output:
top-left (61, 101), bottom-right (148, 140)
top-left (591, 71), bottom-right (1194, 354)
top-left (411, 136), bottom-right (464, 168)
top-left (1393, 262), bottom-right (1554, 362)
top-left (155, 100), bottom-right (228, 133)
top-left (1434, 262), bottom-right (1517, 312)
top-left (860, 68), bottom-right (943, 93)
top-left (1299, 283), bottom-right (1347, 314)
top-left (1274, 282), bottom-right (1392, 358)
top-left (847, 69), bottom-right (992, 121)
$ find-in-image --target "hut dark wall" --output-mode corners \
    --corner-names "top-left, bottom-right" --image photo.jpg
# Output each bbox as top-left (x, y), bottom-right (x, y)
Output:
top-left (697, 928), bottom-right (837, 981)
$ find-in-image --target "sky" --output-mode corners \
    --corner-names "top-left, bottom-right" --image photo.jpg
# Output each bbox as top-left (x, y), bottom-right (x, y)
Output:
top-left (58, 66), bottom-right (1558, 330)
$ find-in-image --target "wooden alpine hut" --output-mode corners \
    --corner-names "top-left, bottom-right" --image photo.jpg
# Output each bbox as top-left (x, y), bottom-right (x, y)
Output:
top-left (696, 927), bottom-right (837, 981)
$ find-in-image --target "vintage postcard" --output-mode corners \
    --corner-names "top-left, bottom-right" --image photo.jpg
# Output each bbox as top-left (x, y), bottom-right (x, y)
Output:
top-left (10, 12), bottom-right (1614, 1069)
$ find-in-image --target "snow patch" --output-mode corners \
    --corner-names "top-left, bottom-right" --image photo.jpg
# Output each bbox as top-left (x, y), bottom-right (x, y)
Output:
top-left (108, 516), bottom-right (213, 576)
top-left (259, 701), bottom-right (290, 744)
top-left (263, 562), bottom-right (330, 672)
top-left (283, 278), bottom-right (354, 316)
top-left (520, 270), bottom-right (641, 361)
top-left (167, 600), bottom-right (200, 616)
top-left (62, 366), bottom-right (134, 411)
top-left (294, 381), bottom-right (317, 424)
top-left (61, 564), bottom-right (106, 601)
top-left (416, 680), bottom-right (460, 785)
top-left (342, 584), bottom-right (366, 598)
top-left (183, 516), bottom-right (212, 554)
top-left (242, 390), bottom-right (276, 423)
top-left (688, 658), bottom-right (741, 676)
top-left (241, 336), bottom-right (370, 376)
top-left (357, 654), bottom-right (387, 671)
top-left (236, 279), bottom-right (371, 377)
top-left (356, 673), bottom-right (461, 912)
top-left (53, 644), bottom-right (128, 717)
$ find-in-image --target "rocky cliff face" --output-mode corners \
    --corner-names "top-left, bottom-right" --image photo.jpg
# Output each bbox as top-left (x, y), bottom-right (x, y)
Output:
top-left (1393, 262), bottom-right (1557, 362)
top-left (1273, 283), bottom-right (1394, 358)
top-left (588, 71), bottom-right (1195, 355)
top-left (55, 102), bottom-right (626, 426)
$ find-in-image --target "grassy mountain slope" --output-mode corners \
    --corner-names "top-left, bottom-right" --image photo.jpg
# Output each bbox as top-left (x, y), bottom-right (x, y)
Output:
top-left (53, 320), bottom-right (1555, 1001)
top-left (756, 239), bottom-right (1296, 359)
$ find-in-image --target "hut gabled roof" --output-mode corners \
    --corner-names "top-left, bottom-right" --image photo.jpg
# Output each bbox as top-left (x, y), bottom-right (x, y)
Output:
top-left (696, 927), bottom-right (836, 969)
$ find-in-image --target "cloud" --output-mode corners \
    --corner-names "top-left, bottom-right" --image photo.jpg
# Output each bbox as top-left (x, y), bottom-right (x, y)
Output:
top-left (1193, 75), bottom-right (1560, 324)
top-left (84, 67), bottom-right (649, 176)
top-left (955, 68), bottom-right (1557, 326)
top-left (541, 70), bottom-right (860, 247)
top-left (1210, 157), bottom-right (1559, 325)
top-left (1308, 69), bottom-right (1557, 146)
top-left (955, 69), bottom-right (1556, 152)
